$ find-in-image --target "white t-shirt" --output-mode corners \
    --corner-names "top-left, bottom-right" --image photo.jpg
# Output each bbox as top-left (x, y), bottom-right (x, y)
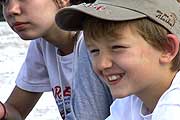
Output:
top-left (106, 71), bottom-right (180, 120)
top-left (58, 53), bottom-right (73, 86)
top-left (16, 37), bottom-right (74, 119)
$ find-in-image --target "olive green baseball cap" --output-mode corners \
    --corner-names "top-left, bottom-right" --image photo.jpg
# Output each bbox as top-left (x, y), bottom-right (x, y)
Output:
top-left (55, 0), bottom-right (180, 38)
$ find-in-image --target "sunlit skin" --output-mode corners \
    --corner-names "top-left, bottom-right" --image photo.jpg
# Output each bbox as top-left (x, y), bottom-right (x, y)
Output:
top-left (2, 0), bottom-right (75, 53)
top-left (3, 0), bottom-right (58, 39)
top-left (86, 26), bottom-right (177, 112)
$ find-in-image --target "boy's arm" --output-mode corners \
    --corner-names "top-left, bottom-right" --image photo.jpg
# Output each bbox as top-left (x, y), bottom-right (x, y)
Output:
top-left (0, 86), bottom-right (42, 120)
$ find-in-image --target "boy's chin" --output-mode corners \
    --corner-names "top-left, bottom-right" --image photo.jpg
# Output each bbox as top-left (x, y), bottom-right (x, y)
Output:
top-left (110, 89), bottom-right (129, 99)
top-left (18, 32), bottom-right (40, 40)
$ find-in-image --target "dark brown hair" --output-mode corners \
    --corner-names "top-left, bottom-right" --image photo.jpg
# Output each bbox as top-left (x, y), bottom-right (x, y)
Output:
top-left (70, 0), bottom-right (96, 5)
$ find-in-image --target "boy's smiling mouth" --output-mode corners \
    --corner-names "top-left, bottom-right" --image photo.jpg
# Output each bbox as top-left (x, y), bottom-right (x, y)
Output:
top-left (106, 73), bottom-right (125, 83)
top-left (108, 75), bottom-right (121, 81)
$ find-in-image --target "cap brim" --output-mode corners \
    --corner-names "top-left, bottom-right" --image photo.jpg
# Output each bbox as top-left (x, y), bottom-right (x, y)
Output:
top-left (55, 3), bottom-right (146, 31)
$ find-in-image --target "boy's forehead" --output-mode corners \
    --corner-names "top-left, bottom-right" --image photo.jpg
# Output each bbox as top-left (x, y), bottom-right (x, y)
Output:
top-left (85, 25), bottom-right (133, 44)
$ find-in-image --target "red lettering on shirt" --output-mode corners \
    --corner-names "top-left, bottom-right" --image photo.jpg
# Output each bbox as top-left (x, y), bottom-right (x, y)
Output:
top-left (52, 86), bottom-right (71, 99)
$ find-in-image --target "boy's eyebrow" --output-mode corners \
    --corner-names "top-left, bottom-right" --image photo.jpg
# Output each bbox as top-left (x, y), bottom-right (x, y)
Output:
top-left (86, 41), bottom-right (95, 48)
top-left (85, 29), bottom-right (127, 46)
top-left (86, 32), bottom-right (125, 45)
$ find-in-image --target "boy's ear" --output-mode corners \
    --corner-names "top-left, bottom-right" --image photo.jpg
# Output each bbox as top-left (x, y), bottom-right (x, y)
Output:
top-left (159, 34), bottom-right (179, 64)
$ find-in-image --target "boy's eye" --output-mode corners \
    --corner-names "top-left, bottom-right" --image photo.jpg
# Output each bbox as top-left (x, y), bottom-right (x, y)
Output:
top-left (112, 45), bottom-right (127, 50)
top-left (90, 49), bottom-right (99, 56)
top-left (0, 0), bottom-right (9, 5)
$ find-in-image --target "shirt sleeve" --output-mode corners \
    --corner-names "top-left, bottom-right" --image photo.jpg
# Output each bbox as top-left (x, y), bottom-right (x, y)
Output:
top-left (16, 39), bottom-right (51, 92)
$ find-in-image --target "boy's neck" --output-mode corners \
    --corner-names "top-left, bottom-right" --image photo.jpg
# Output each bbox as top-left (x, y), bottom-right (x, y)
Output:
top-left (43, 24), bottom-right (77, 55)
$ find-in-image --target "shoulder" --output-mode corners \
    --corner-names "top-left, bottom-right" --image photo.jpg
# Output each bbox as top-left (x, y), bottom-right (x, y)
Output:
top-left (29, 37), bottom-right (56, 50)
top-left (107, 96), bottom-right (142, 120)
top-left (152, 72), bottom-right (180, 119)
top-left (158, 71), bottom-right (180, 105)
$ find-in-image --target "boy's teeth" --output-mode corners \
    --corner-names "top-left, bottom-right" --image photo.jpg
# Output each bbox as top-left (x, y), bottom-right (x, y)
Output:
top-left (108, 75), bottom-right (120, 81)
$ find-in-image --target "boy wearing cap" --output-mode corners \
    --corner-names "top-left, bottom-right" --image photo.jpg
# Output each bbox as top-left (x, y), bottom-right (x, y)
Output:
top-left (56, 0), bottom-right (180, 119)
top-left (0, 0), bottom-right (113, 120)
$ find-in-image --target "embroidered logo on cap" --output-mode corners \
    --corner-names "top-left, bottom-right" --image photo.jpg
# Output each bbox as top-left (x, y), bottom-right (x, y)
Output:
top-left (83, 3), bottom-right (106, 11)
top-left (156, 10), bottom-right (177, 27)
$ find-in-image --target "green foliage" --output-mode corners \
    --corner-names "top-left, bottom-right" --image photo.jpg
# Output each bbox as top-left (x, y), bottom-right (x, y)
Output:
top-left (0, 5), bottom-right (5, 21)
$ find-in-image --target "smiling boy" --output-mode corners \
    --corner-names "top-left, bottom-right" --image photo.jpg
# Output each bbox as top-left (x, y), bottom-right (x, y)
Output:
top-left (55, 0), bottom-right (180, 119)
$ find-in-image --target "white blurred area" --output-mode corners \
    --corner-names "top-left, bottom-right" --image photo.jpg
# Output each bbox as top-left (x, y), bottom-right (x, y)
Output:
top-left (0, 22), bottom-right (62, 120)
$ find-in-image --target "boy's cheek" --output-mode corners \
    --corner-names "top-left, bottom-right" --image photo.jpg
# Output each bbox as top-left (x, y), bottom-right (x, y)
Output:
top-left (92, 63), bottom-right (98, 73)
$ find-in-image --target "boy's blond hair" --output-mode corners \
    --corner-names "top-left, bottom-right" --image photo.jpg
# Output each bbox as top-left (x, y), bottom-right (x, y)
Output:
top-left (83, 17), bottom-right (180, 71)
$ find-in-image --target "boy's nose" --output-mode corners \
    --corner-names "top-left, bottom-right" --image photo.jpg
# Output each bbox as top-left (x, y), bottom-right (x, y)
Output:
top-left (95, 54), bottom-right (112, 71)
top-left (6, 0), bottom-right (21, 17)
